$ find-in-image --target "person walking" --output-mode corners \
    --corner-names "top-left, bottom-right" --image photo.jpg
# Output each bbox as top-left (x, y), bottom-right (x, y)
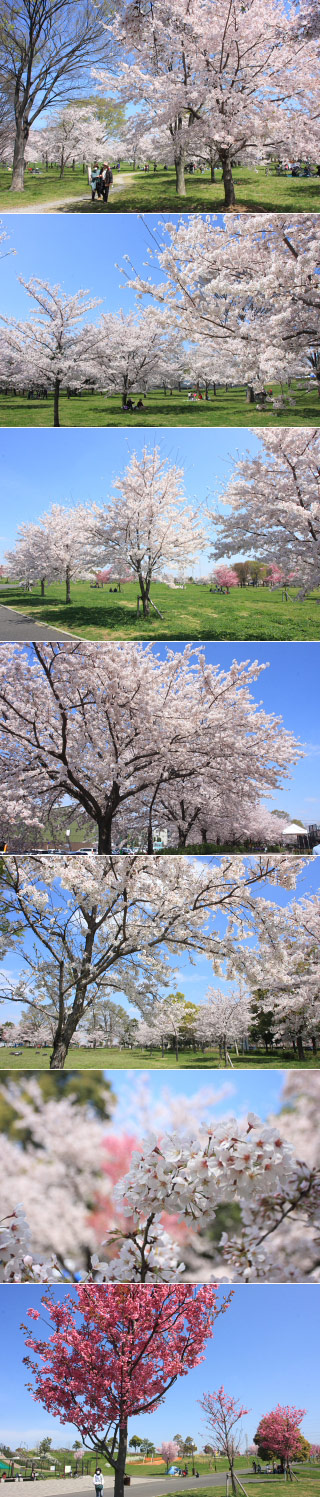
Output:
top-left (90, 162), bottom-right (101, 200)
top-left (101, 162), bottom-right (113, 202)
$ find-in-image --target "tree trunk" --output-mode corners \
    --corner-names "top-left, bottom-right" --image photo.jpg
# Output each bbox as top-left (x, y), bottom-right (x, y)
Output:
top-left (296, 1033), bottom-right (305, 1061)
top-left (220, 149), bottom-right (236, 207)
top-left (147, 820), bottom-right (154, 854)
top-left (60, 149), bottom-right (65, 179)
top-left (175, 1036), bottom-right (179, 1062)
top-left (11, 118), bottom-right (27, 191)
top-left (41, 578), bottom-right (45, 597)
top-left (246, 385), bottom-right (255, 403)
top-left (53, 377), bottom-right (61, 427)
top-left (50, 1036), bottom-right (70, 1069)
top-left (65, 564), bottom-right (71, 604)
top-left (312, 1035), bottom-right (317, 1054)
top-left (114, 1426), bottom-right (128, 1497)
top-left (175, 146), bottom-right (186, 196)
top-left (97, 787), bottom-right (120, 853)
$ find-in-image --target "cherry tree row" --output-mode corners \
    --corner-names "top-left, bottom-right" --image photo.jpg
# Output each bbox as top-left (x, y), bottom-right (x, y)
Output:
top-left (1, 218), bottom-right (319, 425)
top-left (93, 0), bottom-right (320, 205)
top-left (0, 853), bottom-right (317, 1067)
top-left (1, 1070), bottom-right (319, 1284)
top-left (0, 642), bottom-right (303, 858)
top-left (3, 432), bottom-right (320, 604)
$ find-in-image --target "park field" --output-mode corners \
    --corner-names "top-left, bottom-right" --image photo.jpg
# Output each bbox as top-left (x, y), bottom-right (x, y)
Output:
top-left (1, 163), bottom-right (320, 213)
top-left (0, 385), bottom-right (319, 428)
top-left (166, 1482), bottom-right (320, 1497)
top-left (2, 579), bottom-right (320, 641)
top-left (0, 1044), bottom-right (318, 1070)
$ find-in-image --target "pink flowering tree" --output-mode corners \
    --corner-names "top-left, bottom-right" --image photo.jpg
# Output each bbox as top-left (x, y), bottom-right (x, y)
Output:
top-left (91, 446), bottom-right (206, 618)
top-left (22, 1286), bottom-right (228, 1497)
top-left (159, 1442), bottom-right (179, 1472)
top-left (211, 431), bottom-right (320, 599)
top-left (254, 1407), bottom-right (307, 1478)
top-left (199, 1388), bottom-right (249, 1491)
top-left (0, 853), bottom-right (308, 1068)
top-left (1, 278), bottom-right (101, 426)
top-left (94, 0), bottom-right (320, 204)
top-left (0, 643), bottom-right (302, 856)
top-left (127, 216), bottom-right (320, 393)
top-left (211, 568), bottom-right (239, 594)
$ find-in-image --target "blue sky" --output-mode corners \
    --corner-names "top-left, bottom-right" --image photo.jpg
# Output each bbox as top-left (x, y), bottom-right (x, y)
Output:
top-left (0, 213), bottom-right (219, 321)
top-left (109, 1068), bottom-right (286, 1129)
top-left (0, 1284), bottom-right (319, 1449)
top-left (0, 855), bottom-right (319, 1024)
top-left (152, 642), bottom-right (320, 824)
top-left (0, 426), bottom-right (260, 563)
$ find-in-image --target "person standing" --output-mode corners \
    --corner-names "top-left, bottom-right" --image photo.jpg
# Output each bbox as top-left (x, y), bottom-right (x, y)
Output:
top-left (93, 1469), bottom-right (104, 1497)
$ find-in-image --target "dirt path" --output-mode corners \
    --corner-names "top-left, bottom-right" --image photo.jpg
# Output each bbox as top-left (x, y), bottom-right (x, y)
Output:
top-left (2, 174), bottom-right (134, 212)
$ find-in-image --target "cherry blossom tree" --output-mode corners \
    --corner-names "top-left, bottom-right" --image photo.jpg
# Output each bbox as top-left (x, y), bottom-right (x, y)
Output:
top-left (91, 446), bottom-right (206, 618)
top-left (127, 215), bottom-right (320, 389)
top-left (94, 0), bottom-right (320, 204)
top-left (0, 852), bottom-right (308, 1067)
top-left (2, 1071), bottom-right (320, 1282)
top-left (195, 989), bottom-right (251, 1067)
top-left (199, 1388), bottom-right (249, 1491)
top-left (1, 278), bottom-right (101, 426)
top-left (254, 1407), bottom-right (307, 1478)
top-left (159, 1443), bottom-right (179, 1472)
top-left (0, 1), bottom-right (111, 191)
top-left (0, 643), bottom-right (302, 856)
top-left (211, 568), bottom-right (239, 595)
top-left (91, 309), bottom-right (184, 409)
top-left (33, 502), bottom-right (99, 604)
top-left (40, 103), bottom-right (107, 177)
top-left (211, 430), bottom-right (320, 599)
top-left (23, 1285), bottom-right (226, 1497)
top-left (247, 892), bottom-right (320, 1060)
top-left (4, 522), bottom-right (50, 596)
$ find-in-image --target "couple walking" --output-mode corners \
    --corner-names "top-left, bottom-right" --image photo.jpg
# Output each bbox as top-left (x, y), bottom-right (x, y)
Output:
top-left (90, 162), bottom-right (113, 202)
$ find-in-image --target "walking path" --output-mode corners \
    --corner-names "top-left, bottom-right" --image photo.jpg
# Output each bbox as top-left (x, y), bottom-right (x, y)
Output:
top-left (1, 176), bottom-right (134, 213)
top-left (0, 599), bottom-right (75, 640)
top-left (6, 1474), bottom-right (254, 1497)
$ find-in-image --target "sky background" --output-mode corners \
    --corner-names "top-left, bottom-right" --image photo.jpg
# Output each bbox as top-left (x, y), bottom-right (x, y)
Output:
top-left (0, 213), bottom-right (221, 320)
top-left (0, 1284), bottom-right (319, 1450)
top-left (0, 426), bottom-right (261, 568)
top-left (0, 854), bottom-right (319, 1024)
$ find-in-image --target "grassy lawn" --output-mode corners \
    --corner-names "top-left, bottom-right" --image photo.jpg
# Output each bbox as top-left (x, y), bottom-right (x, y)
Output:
top-left (2, 579), bottom-right (320, 641)
top-left (1, 163), bottom-right (320, 213)
top-left (0, 386), bottom-right (318, 429)
top-left (0, 1045), bottom-right (318, 1070)
top-left (166, 1482), bottom-right (320, 1497)
top-left (125, 1458), bottom-right (252, 1479)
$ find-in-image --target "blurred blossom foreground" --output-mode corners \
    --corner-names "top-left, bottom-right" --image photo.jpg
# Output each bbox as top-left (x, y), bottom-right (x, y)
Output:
top-left (1, 1070), bottom-right (320, 1284)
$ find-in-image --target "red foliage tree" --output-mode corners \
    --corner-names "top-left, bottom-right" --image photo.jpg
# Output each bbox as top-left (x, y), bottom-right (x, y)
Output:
top-left (23, 1286), bottom-right (230, 1497)
top-left (254, 1406), bottom-right (307, 1478)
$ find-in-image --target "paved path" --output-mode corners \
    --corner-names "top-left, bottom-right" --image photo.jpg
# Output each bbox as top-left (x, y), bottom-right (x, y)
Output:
top-left (10, 1474), bottom-right (254, 1497)
top-left (0, 600), bottom-right (75, 640)
top-left (1, 176), bottom-right (134, 213)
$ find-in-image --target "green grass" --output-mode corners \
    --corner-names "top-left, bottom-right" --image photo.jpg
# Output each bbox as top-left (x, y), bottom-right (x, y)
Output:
top-left (166, 1482), bottom-right (320, 1497)
top-left (0, 385), bottom-right (319, 429)
top-left (124, 1459), bottom-right (253, 1479)
top-left (0, 1044), bottom-right (318, 1070)
top-left (3, 579), bottom-right (320, 640)
top-left (1, 162), bottom-right (320, 213)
